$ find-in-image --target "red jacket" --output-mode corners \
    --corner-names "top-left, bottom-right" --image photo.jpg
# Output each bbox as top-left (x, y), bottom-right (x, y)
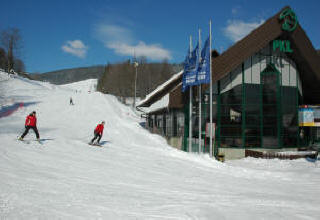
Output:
top-left (94, 124), bottom-right (104, 135)
top-left (25, 115), bottom-right (37, 127)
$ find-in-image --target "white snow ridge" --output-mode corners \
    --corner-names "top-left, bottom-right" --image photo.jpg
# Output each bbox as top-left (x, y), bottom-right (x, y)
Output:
top-left (0, 70), bottom-right (320, 219)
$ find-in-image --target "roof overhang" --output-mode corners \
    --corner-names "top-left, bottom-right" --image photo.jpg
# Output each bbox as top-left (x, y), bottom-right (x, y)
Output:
top-left (137, 70), bottom-right (183, 107)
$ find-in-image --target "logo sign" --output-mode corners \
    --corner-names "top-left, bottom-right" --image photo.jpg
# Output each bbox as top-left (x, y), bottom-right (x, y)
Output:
top-left (273, 40), bottom-right (293, 53)
top-left (279, 8), bottom-right (298, 32)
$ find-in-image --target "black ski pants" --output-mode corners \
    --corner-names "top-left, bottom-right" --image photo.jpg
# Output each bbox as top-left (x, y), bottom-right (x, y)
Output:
top-left (21, 126), bottom-right (40, 139)
top-left (91, 132), bottom-right (102, 143)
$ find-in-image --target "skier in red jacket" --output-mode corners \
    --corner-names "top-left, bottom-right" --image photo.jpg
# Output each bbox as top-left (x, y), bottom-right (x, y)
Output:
top-left (19, 111), bottom-right (40, 140)
top-left (90, 121), bottom-right (105, 144)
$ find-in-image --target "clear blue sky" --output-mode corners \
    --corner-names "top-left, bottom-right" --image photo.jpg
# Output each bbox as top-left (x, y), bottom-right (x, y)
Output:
top-left (1, 0), bottom-right (319, 73)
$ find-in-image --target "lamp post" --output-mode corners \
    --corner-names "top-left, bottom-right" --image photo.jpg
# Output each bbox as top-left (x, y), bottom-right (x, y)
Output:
top-left (133, 61), bottom-right (139, 108)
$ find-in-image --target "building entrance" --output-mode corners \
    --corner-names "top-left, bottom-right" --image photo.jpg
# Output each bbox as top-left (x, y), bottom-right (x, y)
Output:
top-left (261, 64), bottom-right (281, 147)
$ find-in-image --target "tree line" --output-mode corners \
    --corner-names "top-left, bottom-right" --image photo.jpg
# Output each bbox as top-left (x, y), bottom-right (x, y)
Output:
top-left (31, 65), bottom-right (105, 85)
top-left (0, 27), bottom-right (25, 73)
top-left (97, 58), bottom-right (182, 100)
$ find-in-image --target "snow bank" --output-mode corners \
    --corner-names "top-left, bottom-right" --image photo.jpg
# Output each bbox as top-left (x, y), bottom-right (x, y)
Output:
top-left (0, 74), bottom-right (320, 219)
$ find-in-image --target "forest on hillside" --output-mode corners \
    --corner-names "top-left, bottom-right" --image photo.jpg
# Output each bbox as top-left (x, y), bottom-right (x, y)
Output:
top-left (31, 66), bottom-right (105, 85)
top-left (97, 59), bottom-right (182, 100)
top-left (27, 59), bottom-right (182, 100)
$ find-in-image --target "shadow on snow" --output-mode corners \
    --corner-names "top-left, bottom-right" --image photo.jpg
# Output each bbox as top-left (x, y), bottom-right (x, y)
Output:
top-left (0, 101), bottom-right (40, 118)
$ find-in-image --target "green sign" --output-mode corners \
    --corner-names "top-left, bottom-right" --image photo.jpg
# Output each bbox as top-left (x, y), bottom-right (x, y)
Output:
top-left (273, 40), bottom-right (293, 53)
top-left (279, 8), bottom-right (298, 32)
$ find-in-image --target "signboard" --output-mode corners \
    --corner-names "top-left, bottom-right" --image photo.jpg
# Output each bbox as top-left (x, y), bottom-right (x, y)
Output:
top-left (299, 108), bottom-right (314, 126)
top-left (206, 122), bottom-right (216, 138)
top-left (312, 107), bottom-right (320, 127)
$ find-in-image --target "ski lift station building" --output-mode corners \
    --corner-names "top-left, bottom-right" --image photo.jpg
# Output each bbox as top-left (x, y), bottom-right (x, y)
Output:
top-left (137, 6), bottom-right (320, 160)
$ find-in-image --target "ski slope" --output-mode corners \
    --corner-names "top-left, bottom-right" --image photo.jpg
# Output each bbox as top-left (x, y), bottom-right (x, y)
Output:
top-left (0, 71), bottom-right (320, 219)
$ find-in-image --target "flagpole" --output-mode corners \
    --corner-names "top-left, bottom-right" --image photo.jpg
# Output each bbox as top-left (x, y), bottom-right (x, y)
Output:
top-left (209, 20), bottom-right (213, 158)
top-left (198, 28), bottom-right (202, 154)
top-left (189, 35), bottom-right (193, 153)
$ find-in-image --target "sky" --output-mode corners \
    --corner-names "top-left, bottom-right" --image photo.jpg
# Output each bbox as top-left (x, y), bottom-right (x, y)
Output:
top-left (1, 0), bottom-right (319, 73)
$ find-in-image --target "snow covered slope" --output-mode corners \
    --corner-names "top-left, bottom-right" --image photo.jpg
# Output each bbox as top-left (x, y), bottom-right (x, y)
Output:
top-left (0, 71), bottom-right (320, 219)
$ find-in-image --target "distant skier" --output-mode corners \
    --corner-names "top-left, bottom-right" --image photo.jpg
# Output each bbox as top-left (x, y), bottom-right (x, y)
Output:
top-left (18, 111), bottom-right (40, 141)
top-left (90, 121), bottom-right (105, 145)
top-left (70, 97), bottom-right (74, 105)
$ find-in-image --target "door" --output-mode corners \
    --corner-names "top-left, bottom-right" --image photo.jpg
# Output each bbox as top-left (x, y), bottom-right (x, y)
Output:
top-left (261, 64), bottom-right (281, 148)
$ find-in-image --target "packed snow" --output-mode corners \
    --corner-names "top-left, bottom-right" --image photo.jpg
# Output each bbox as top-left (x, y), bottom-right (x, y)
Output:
top-left (0, 71), bottom-right (320, 219)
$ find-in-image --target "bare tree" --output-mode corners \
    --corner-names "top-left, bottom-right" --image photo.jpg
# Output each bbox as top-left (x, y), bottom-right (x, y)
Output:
top-left (13, 58), bottom-right (25, 73)
top-left (0, 47), bottom-right (6, 70)
top-left (96, 60), bottom-right (176, 101)
top-left (1, 28), bottom-right (22, 73)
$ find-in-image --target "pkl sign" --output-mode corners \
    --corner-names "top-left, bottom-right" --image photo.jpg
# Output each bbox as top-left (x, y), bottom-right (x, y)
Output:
top-left (273, 40), bottom-right (293, 53)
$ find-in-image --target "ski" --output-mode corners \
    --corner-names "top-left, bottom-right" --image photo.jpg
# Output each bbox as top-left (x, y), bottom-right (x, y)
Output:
top-left (18, 139), bottom-right (30, 144)
top-left (88, 143), bottom-right (103, 147)
top-left (17, 138), bottom-right (43, 145)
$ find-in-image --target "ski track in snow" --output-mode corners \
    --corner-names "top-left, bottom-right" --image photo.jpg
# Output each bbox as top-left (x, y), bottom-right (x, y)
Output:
top-left (0, 71), bottom-right (320, 219)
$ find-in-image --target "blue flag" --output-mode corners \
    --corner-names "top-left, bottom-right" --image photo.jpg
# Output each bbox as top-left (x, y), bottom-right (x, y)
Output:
top-left (182, 43), bottom-right (199, 92)
top-left (196, 37), bottom-right (210, 85)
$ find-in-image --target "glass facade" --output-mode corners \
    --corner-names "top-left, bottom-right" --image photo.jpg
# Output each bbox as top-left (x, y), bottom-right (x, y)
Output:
top-left (146, 41), bottom-right (305, 154)
top-left (183, 42), bottom-right (302, 153)
top-left (147, 110), bottom-right (185, 140)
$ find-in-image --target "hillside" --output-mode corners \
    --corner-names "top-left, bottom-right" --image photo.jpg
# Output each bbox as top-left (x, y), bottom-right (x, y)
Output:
top-left (31, 65), bottom-right (105, 85)
top-left (97, 61), bottom-right (183, 98)
top-left (29, 62), bottom-right (183, 100)
top-left (0, 70), bottom-right (320, 219)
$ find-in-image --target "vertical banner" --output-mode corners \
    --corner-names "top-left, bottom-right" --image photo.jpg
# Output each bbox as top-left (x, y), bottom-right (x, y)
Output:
top-left (182, 43), bottom-right (199, 92)
top-left (197, 37), bottom-right (210, 84)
